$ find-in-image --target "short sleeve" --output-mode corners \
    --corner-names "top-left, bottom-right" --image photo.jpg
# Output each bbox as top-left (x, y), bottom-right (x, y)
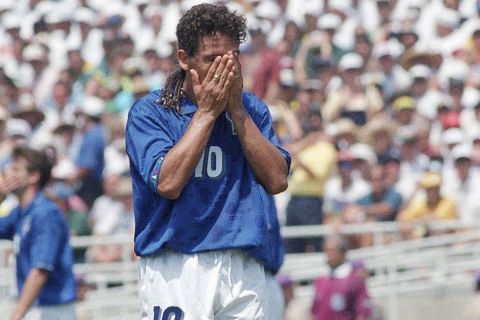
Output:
top-left (384, 189), bottom-right (403, 217)
top-left (125, 97), bottom-right (176, 192)
top-left (29, 208), bottom-right (66, 271)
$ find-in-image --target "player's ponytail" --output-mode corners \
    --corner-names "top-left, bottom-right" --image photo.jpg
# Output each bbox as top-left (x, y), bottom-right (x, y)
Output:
top-left (159, 65), bottom-right (186, 112)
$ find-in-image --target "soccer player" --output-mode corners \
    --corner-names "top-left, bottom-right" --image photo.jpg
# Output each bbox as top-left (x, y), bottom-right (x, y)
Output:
top-left (0, 147), bottom-right (77, 320)
top-left (125, 3), bottom-right (290, 319)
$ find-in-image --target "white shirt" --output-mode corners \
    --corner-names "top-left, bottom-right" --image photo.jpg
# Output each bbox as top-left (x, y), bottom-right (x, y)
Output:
top-left (323, 174), bottom-right (370, 217)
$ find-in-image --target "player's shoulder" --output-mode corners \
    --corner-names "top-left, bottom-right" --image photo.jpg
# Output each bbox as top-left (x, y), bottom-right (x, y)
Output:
top-left (31, 195), bottom-right (64, 221)
top-left (242, 91), bottom-right (269, 115)
top-left (128, 89), bottom-right (163, 116)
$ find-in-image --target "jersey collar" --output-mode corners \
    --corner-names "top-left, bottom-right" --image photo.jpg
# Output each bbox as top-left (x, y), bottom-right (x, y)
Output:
top-left (179, 96), bottom-right (197, 114)
top-left (21, 192), bottom-right (44, 216)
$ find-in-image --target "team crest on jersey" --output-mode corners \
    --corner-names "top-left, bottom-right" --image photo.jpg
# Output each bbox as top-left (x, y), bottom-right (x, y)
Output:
top-left (225, 112), bottom-right (237, 135)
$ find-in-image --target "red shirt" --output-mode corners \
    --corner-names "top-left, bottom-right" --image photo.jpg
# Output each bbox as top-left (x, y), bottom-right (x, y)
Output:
top-left (311, 263), bottom-right (372, 320)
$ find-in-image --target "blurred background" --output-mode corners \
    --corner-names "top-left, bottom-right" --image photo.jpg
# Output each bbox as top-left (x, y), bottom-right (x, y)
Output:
top-left (1, 0), bottom-right (480, 319)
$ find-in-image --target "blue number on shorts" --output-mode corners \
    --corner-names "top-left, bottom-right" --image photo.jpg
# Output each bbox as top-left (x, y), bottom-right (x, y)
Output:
top-left (152, 306), bottom-right (184, 320)
top-left (153, 306), bottom-right (161, 320)
top-left (162, 306), bottom-right (184, 320)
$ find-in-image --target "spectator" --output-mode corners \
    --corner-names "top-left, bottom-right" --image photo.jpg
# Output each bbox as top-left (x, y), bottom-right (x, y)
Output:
top-left (240, 18), bottom-right (281, 101)
top-left (441, 144), bottom-right (480, 225)
top-left (311, 235), bottom-right (373, 320)
top-left (393, 125), bottom-right (430, 200)
top-left (398, 171), bottom-right (458, 239)
top-left (322, 52), bottom-right (383, 126)
top-left (283, 110), bottom-right (337, 253)
top-left (342, 165), bottom-right (403, 247)
top-left (68, 96), bottom-right (106, 208)
top-left (323, 151), bottom-right (370, 224)
top-left (89, 175), bottom-right (134, 264)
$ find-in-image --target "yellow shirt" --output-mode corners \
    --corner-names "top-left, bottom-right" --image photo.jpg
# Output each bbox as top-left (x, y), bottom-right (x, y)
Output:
top-left (399, 196), bottom-right (458, 222)
top-left (288, 141), bottom-right (337, 197)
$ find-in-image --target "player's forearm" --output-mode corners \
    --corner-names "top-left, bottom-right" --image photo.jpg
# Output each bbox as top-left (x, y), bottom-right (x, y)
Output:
top-left (11, 268), bottom-right (49, 320)
top-left (228, 107), bottom-right (288, 194)
top-left (158, 111), bottom-right (216, 199)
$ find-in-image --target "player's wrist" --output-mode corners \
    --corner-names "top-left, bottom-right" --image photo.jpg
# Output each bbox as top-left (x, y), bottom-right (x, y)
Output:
top-left (226, 103), bottom-right (246, 118)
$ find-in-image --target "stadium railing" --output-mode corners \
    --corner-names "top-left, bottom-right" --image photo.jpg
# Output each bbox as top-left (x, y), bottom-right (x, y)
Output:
top-left (1, 220), bottom-right (479, 319)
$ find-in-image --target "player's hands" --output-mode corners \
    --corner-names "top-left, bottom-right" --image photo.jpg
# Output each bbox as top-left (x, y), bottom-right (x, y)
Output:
top-left (190, 54), bottom-right (235, 119)
top-left (227, 51), bottom-right (244, 114)
top-left (0, 171), bottom-right (23, 197)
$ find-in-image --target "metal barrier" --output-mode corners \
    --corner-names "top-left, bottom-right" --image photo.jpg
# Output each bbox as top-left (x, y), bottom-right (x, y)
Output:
top-left (1, 221), bottom-right (479, 319)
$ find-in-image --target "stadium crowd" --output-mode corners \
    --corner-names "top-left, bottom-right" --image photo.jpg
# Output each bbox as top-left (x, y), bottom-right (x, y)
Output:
top-left (1, 0), bottom-right (480, 319)
top-left (1, 0), bottom-right (480, 253)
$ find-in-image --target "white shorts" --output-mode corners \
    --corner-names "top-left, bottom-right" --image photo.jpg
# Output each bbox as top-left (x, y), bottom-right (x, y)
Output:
top-left (138, 249), bottom-right (266, 320)
top-left (24, 303), bottom-right (76, 320)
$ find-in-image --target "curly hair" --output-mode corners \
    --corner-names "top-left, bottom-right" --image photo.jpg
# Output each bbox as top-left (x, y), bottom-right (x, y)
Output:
top-left (160, 3), bottom-right (247, 111)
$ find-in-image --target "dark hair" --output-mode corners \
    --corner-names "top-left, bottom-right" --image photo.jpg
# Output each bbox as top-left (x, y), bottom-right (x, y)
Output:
top-left (12, 147), bottom-right (53, 189)
top-left (160, 3), bottom-right (247, 111)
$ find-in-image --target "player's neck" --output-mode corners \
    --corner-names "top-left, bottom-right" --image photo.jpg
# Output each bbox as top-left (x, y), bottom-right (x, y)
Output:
top-left (19, 187), bottom-right (38, 209)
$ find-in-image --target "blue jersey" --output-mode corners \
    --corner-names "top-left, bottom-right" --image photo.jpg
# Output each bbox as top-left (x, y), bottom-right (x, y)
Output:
top-left (125, 90), bottom-right (290, 273)
top-left (75, 124), bottom-right (105, 179)
top-left (0, 193), bottom-right (76, 305)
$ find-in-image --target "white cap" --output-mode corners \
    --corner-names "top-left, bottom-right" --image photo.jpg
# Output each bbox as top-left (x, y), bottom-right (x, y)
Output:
top-left (302, 1), bottom-right (323, 17)
top-left (451, 143), bottom-right (472, 160)
top-left (349, 143), bottom-right (377, 165)
top-left (442, 128), bottom-right (464, 146)
top-left (462, 87), bottom-right (480, 109)
top-left (255, 1), bottom-right (281, 20)
top-left (317, 13), bottom-right (341, 30)
top-left (409, 64), bottom-right (431, 79)
top-left (80, 96), bottom-right (105, 118)
top-left (279, 68), bottom-right (297, 87)
top-left (45, 8), bottom-right (72, 24)
top-left (181, 0), bottom-right (216, 12)
top-left (338, 53), bottom-right (364, 71)
top-left (2, 12), bottom-right (21, 30)
top-left (33, 1), bottom-right (55, 16)
top-left (6, 118), bottom-right (31, 138)
top-left (144, 4), bottom-right (163, 19)
top-left (248, 18), bottom-right (272, 34)
top-left (225, 2), bottom-right (245, 16)
top-left (439, 59), bottom-right (469, 83)
top-left (22, 44), bottom-right (47, 61)
top-left (330, 0), bottom-right (351, 12)
top-left (132, 0), bottom-right (149, 5)
top-left (373, 41), bottom-right (402, 59)
top-left (0, 0), bottom-right (15, 11)
top-left (436, 8), bottom-right (460, 28)
top-left (74, 8), bottom-right (96, 25)
top-left (52, 158), bottom-right (76, 180)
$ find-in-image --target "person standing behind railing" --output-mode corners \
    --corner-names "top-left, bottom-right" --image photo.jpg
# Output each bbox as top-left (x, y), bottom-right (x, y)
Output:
top-left (311, 235), bottom-right (373, 320)
top-left (397, 171), bottom-right (458, 239)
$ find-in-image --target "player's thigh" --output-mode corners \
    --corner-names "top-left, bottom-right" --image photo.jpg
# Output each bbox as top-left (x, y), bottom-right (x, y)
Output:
top-left (215, 251), bottom-right (267, 320)
top-left (138, 251), bottom-right (219, 320)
